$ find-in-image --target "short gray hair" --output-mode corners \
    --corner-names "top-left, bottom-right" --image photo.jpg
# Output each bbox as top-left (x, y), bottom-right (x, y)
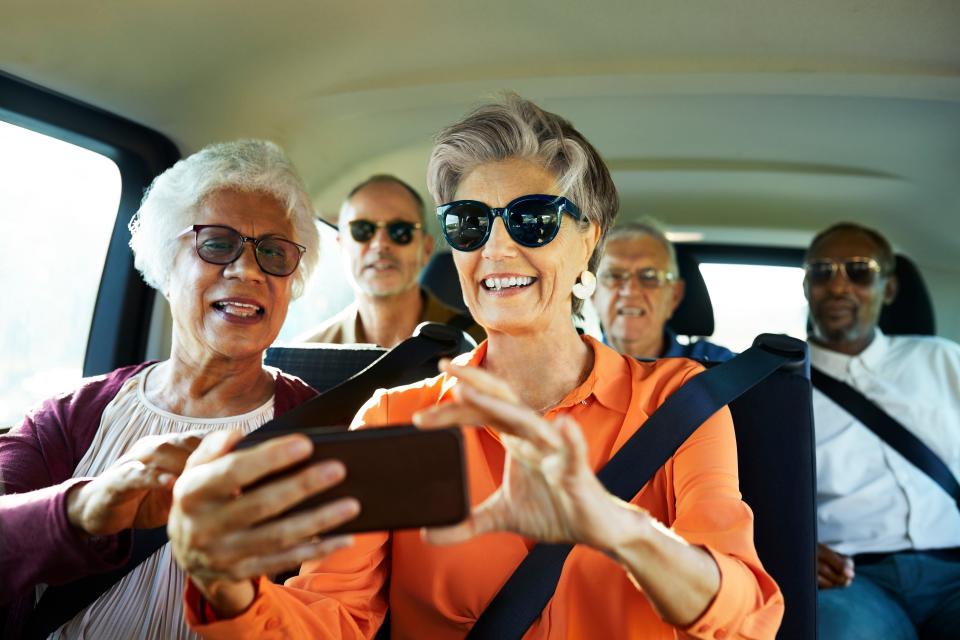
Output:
top-left (427, 94), bottom-right (619, 314)
top-left (340, 174), bottom-right (426, 226)
top-left (129, 140), bottom-right (320, 298)
top-left (604, 217), bottom-right (678, 276)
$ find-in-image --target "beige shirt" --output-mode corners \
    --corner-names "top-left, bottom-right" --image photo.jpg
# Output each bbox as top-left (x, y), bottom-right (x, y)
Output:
top-left (302, 288), bottom-right (485, 346)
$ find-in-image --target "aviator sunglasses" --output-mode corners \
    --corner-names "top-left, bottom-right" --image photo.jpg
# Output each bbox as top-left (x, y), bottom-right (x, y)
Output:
top-left (436, 194), bottom-right (583, 252)
top-left (178, 224), bottom-right (306, 277)
top-left (348, 219), bottom-right (422, 245)
top-left (804, 257), bottom-right (885, 287)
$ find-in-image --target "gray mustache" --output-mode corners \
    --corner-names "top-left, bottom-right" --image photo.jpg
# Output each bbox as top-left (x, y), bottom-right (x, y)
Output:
top-left (363, 254), bottom-right (401, 269)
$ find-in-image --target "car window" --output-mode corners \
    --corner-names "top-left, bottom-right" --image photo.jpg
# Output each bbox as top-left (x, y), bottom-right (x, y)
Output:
top-left (275, 221), bottom-right (354, 342)
top-left (698, 262), bottom-right (808, 353)
top-left (0, 120), bottom-right (121, 426)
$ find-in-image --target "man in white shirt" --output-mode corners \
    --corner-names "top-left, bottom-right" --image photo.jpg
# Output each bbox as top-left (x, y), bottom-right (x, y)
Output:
top-left (806, 222), bottom-right (960, 639)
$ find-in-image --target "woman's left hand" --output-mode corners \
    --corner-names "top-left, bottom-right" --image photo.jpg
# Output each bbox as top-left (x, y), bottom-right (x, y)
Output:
top-left (67, 431), bottom-right (204, 536)
top-left (413, 360), bottom-right (646, 552)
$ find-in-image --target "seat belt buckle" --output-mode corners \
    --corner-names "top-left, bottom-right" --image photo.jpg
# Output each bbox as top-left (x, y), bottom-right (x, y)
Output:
top-left (414, 321), bottom-right (466, 356)
top-left (752, 333), bottom-right (809, 376)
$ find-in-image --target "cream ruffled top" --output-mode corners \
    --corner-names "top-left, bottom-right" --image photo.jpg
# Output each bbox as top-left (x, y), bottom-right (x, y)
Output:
top-left (51, 364), bottom-right (275, 639)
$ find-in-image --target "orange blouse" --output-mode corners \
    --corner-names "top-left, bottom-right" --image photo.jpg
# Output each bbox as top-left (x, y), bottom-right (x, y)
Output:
top-left (187, 337), bottom-right (783, 639)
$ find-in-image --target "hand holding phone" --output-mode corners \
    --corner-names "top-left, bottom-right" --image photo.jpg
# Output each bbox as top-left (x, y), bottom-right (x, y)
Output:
top-left (236, 425), bottom-right (469, 534)
top-left (168, 430), bottom-right (359, 615)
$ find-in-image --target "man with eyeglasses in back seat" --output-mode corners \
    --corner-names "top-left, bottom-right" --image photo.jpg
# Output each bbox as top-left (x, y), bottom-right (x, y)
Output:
top-left (593, 218), bottom-right (735, 361)
top-left (805, 222), bottom-right (960, 640)
top-left (300, 175), bottom-right (484, 347)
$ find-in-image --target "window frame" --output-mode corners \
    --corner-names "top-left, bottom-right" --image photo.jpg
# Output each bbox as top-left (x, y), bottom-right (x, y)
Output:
top-left (676, 242), bottom-right (805, 270)
top-left (0, 71), bottom-right (180, 377)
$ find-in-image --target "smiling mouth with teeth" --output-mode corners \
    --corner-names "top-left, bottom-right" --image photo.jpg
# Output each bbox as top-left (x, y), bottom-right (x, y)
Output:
top-left (617, 308), bottom-right (647, 317)
top-left (213, 301), bottom-right (265, 317)
top-left (482, 276), bottom-right (536, 291)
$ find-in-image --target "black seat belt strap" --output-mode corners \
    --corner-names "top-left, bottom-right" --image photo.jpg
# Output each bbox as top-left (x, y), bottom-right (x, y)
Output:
top-left (259, 322), bottom-right (463, 434)
top-left (811, 367), bottom-right (960, 510)
top-left (445, 312), bottom-right (476, 333)
top-left (467, 336), bottom-right (805, 640)
top-left (24, 323), bottom-right (464, 639)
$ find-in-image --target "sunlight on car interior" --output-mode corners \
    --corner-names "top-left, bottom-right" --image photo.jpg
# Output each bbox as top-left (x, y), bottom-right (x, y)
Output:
top-left (0, 121), bottom-right (121, 426)
top-left (1, 2), bottom-right (958, 639)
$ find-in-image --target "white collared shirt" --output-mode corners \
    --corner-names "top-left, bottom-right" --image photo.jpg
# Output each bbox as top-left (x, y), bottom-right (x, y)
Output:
top-left (811, 329), bottom-right (960, 556)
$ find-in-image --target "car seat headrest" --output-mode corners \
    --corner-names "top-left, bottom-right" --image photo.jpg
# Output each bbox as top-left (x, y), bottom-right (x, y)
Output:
top-left (669, 251), bottom-right (715, 337)
top-left (878, 254), bottom-right (935, 336)
top-left (420, 252), bottom-right (468, 313)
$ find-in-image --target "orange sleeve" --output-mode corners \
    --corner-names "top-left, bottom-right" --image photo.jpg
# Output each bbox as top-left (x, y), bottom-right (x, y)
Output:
top-left (185, 391), bottom-right (394, 639)
top-left (667, 367), bottom-right (784, 639)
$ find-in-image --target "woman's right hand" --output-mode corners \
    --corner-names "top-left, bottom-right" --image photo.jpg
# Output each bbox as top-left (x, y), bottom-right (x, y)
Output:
top-left (67, 431), bottom-right (204, 536)
top-left (168, 430), bottom-right (360, 617)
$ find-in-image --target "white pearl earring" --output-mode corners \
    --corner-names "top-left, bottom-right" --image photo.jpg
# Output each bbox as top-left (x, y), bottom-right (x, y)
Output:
top-left (572, 270), bottom-right (596, 300)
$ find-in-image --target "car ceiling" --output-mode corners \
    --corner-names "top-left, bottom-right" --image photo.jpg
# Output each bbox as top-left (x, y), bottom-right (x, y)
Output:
top-left (3, 0), bottom-right (959, 273)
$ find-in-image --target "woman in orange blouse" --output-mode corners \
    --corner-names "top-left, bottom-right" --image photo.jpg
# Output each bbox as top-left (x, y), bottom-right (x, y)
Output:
top-left (169, 95), bottom-right (784, 639)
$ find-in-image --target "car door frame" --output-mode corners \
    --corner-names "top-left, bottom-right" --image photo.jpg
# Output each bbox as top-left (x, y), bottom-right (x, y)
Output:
top-left (1, 71), bottom-right (180, 376)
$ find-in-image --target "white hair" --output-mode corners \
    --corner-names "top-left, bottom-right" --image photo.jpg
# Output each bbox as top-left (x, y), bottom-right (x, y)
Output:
top-left (128, 139), bottom-right (319, 298)
top-left (604, 217), bottom-right (678, 275)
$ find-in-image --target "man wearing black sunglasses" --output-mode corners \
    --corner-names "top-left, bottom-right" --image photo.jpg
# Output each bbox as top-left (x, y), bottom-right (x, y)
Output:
top-left (806, 223), bottom-right (960, 639)
top-left (301, 175), bottom-right (483, 347)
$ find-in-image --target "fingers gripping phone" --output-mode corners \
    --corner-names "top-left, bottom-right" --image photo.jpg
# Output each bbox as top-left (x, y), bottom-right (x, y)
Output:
top-left (237, 426), bottom-right (469, 534)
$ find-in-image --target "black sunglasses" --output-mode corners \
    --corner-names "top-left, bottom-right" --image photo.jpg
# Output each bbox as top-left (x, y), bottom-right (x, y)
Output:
top-left (436, 194), bottom-right (583, 252)
top-left (804, 257), bottom-right (885, 287)
top-left (348, 219), bottom-right (422, 245)
top-left (177, 224), bottom-right (305, 277)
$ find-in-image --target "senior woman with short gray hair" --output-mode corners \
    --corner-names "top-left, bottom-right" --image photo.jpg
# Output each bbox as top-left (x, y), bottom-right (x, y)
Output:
top-left (0, 139), bottom-right (321, 638)
top-left (172, 97), bottom-right (783, 639)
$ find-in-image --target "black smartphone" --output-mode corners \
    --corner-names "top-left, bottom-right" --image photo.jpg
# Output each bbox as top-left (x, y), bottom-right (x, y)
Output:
top-left (236, 426), bottom-right (469, 534)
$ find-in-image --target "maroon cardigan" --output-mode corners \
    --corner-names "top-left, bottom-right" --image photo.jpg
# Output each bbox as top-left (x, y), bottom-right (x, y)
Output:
top-left (0, 362), bottom-right (316, 635)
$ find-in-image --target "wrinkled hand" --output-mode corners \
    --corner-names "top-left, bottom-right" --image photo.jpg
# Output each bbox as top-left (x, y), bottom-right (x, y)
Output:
top-left (414, 360), bottom-right (644, 551)
top-left (168, 430), bottom-right (360, 617)
top-left (817, 543), bottom-right (854, 589)
top-left (67, 431), bottom-right (204, 536)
